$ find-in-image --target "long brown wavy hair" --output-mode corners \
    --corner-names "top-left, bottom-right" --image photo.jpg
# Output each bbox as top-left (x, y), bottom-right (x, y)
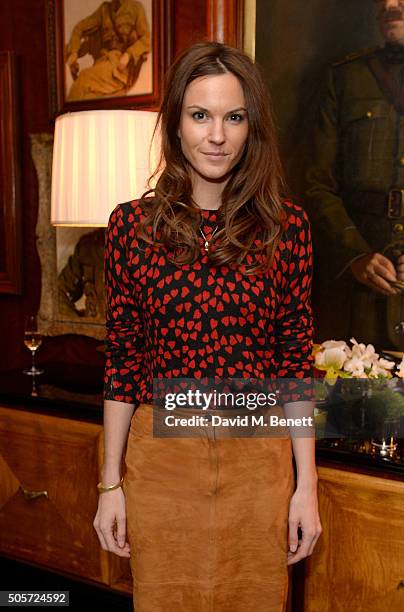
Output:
top-left (136, 41), bottom-right (289, 276)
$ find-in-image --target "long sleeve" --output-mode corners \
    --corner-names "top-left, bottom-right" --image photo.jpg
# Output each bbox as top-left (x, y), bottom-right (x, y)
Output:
top-left (273, 207), bottom-right (315, 402)
top-left (66, 6), bottom-right (103, 56)
top-left (103, 203), bottom-right (145, 405)
top-left (304, 66), bottom-right (371, 280)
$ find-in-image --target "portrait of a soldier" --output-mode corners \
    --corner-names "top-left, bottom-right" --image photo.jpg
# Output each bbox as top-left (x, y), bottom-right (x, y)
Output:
top-left (65, 0), bottom-right (151, 101)
top-left (305, 0), bottom-right (404, 350)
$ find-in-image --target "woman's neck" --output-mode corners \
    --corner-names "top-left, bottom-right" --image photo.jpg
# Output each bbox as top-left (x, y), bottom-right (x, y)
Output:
top-left (191, 174), bottom-right (227, 210)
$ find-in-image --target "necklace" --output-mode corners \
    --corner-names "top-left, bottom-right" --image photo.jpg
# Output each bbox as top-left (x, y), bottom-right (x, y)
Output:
top-left (199, 224), bottom-right (219, 253)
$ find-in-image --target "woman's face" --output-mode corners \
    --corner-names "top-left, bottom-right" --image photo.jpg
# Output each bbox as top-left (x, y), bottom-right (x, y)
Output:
top-left (177, 73), bottom-right (249, 189)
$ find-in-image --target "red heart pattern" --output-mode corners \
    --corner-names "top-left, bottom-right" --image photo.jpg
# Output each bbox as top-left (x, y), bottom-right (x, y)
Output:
top-left (104, 200), bottom-right (314, 405)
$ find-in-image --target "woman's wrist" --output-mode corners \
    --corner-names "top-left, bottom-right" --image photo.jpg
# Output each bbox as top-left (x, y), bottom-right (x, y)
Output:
top-left (101, 466), bottom-right (122, 484)
top-left (97, 476), bottom-right (124, 494)
top-left (295, 474), bottom-right (318, 492)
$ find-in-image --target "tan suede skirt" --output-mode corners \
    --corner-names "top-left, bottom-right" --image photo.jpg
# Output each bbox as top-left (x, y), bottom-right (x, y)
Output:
top-left (123, 403), bottom-right (294, 612)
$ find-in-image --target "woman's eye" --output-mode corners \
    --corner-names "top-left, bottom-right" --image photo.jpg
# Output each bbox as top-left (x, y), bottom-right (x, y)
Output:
top-left (192, 111), bottom-right (206, 120)
top-left (229, 113), bottom-right (243, 122)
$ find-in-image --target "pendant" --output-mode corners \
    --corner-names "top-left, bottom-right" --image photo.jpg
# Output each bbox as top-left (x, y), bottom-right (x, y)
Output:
top-left (204, 241), bottom-right (209, 252)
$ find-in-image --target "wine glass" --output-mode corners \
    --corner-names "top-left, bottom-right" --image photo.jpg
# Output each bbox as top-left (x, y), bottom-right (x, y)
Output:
top-left (371, 418), bottom-right (399, 459)
top-left (23, 315), bottom-right (44, 376)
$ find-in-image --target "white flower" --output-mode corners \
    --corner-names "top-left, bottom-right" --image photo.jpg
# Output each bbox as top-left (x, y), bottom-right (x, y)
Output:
top-left (343, 356), bottom-right (366, 377)
top-left (368, 361), bottom-right (393, 378)
top-left (315, 337), bottom-right (401, 380)
top-left (315, 340), bottom-right (348, 370)
top-left (377, 358), bottom-right (395, 371)
top-left (349, 337), bottom-right (378, 368)
top-left (322, 340), bottom-right (349, 350)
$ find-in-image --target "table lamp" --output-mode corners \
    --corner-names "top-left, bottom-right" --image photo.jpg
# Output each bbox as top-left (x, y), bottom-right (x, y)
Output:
top-left (51, 109), bottom-right (160, 227)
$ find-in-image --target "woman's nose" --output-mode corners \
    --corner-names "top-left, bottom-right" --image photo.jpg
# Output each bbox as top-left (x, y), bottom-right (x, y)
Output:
top-left (207, 120), bottom-right (225, 144)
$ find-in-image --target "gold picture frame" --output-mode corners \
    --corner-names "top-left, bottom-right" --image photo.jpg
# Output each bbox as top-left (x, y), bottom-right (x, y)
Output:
top-left (31, 133), bottom-right (105, 340)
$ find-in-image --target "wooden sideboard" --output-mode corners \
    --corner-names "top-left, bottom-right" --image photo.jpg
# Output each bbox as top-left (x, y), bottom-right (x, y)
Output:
top-left (0, 366), bottom-right (403, 608)
top-left (295, 464), bottom-right (404, 611)
top-left (0, 366), bottom-right (133, 596)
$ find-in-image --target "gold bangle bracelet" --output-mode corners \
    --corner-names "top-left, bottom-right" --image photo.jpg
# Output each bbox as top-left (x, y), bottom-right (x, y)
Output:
top-left (97, 476), bottom-right (124, 494)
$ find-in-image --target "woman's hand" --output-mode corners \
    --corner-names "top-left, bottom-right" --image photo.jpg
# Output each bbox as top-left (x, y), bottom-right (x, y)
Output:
top-left (287, 484), bottom-right (322, 565)
top-left (93, 488), bottom-right (131, 558)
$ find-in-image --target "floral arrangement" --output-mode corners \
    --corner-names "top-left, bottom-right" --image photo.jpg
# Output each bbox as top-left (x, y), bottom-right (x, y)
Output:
top-left (313, 337), bottom-right (404, 381)
top-left (312, 338), bottom-right (404, 433)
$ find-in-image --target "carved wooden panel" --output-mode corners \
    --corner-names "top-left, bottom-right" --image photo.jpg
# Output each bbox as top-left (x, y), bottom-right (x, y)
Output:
top-left (206, 0), bottom-right (244, 47)
top-left (301, 467), bottom-right (404, 611)
top-left (0, 52), bottom-right (22, 294)
top-left (0, 407), bottom-right (107, 583)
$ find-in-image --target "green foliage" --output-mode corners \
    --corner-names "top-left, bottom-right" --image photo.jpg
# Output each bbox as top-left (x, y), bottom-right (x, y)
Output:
top-left (364, 388), bottom-right (404, 422)
top-left (315, 379), bottom-right (404, 437)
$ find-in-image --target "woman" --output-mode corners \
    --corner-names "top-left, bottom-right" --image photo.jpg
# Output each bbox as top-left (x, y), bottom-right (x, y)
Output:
top-left (94, 41), bottom-right (322, 611)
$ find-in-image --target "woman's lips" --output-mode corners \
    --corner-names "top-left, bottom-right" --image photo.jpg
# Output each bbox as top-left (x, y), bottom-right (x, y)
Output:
top-left (202, 152), bottom-right (228, 159)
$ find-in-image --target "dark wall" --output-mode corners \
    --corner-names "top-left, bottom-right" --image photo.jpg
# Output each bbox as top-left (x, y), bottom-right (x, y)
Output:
top-left (0, 0), bottom-right (53, 372)
top-left (255, 0), bottom-right (384, 346)
top-left (0, 0), bottom-right (207, 373)
top-left (255, 0), bottom-right (381, 194)
top-left (173, 0), bottom-right (208, 52)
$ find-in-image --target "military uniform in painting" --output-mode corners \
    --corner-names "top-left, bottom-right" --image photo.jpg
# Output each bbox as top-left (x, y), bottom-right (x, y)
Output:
top-left (305, 43), bottom-right (404, 349)
top-left (66, 0), bottom-right (151, 101)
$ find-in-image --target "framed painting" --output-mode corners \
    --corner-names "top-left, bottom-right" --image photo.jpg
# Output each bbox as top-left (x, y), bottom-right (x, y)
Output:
top-left (256, 0), bottom-right (403, 351)
top-left (46, 0), bottom-right (173, 117)
top-left (31, 133), bottom-right (105, 340)
top-left (0, 51), bottom-right (22, 295)
top-left (255, 0), bottom-right (382, 188)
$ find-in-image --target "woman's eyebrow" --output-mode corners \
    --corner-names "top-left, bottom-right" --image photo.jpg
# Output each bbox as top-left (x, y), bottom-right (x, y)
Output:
top-left (186, 105), bottom-right (247, 113)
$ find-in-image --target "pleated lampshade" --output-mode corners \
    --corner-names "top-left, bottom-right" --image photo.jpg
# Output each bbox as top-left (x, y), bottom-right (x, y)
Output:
top-left (51, 109), bottom-right (160, 226)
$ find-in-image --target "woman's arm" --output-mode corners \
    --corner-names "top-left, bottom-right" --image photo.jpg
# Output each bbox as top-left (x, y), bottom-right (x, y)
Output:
top-left (273, 205), bottom-right (322, 564)
top-left (101, 399), bottom-right (135, 485)
top-left (287, 438), bottom-right (321, 566)
top-left (93, 400), bottom-right (135, 558)
top-left (284, 400), bottom-right (321, 565)
top-left (93, 202), bottom-right (145, 558)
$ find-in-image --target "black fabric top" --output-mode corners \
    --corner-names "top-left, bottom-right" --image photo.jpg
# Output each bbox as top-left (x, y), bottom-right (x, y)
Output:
top-left (103, 200), bottom-right (314, 406)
